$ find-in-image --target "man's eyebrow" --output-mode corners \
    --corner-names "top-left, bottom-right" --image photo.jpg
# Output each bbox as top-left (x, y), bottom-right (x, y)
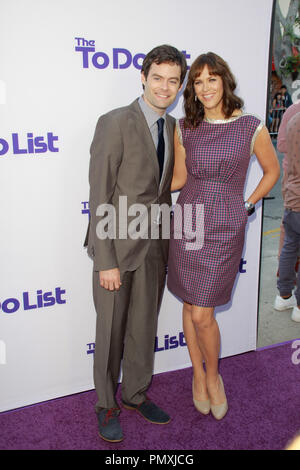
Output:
top-left (151, 73), bottom-right (179, 80)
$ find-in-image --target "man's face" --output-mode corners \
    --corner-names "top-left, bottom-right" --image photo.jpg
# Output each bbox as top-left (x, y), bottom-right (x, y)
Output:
top-left (141, 62), bottom-right (182, 115)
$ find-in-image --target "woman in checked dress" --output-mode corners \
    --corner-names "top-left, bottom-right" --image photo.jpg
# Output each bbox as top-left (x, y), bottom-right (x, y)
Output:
top-left (167, 53), bottom-right (280, 420)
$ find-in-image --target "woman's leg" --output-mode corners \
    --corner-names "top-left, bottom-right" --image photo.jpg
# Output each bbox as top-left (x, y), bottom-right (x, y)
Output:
top-left (182, 302), bottom-right (208, 401)
top-left (190, 305), bottom-right (226, 405)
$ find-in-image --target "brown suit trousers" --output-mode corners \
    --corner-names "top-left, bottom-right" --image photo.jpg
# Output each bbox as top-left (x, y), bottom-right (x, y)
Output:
top-left (93, 239), bottom-right (166, 411)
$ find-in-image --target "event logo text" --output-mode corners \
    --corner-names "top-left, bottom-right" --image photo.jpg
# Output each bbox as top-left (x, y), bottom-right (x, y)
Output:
top-left (0, 287), bottom-right (66, 314)
top-left (86, 331), bottom-right (187, 356)
top-left (0, 133), bottom-right (59, 156)
top-left (75, 37), bottom-right (191, 70)
top-left (155, 332), bottom-right (187, 352)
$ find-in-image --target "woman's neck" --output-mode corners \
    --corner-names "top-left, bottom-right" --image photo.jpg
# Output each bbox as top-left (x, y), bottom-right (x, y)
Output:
top-left (204, 107), bottom-right (242, 121)
top-left (204, 108), bottom-right (225, 120)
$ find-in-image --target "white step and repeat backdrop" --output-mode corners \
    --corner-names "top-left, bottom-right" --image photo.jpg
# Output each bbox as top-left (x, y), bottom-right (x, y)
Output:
top-left (0, 0), bottom-right (274, 412)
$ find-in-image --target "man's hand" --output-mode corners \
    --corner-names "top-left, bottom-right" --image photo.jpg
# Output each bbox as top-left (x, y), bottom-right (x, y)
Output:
top-left (99, 268), bottom-right (122, 291)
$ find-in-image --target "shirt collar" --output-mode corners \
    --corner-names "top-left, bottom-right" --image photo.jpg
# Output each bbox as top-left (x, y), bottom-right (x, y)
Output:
top-left (138, 96), bottom-right (166, 128)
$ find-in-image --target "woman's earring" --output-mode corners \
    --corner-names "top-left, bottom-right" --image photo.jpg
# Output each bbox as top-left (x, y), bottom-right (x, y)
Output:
top-left (195, 95), bottom-right (197, 102)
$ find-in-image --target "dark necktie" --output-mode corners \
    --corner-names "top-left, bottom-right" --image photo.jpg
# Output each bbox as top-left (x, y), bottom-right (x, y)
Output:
top-left (157, 118), bottom-right (165, 182)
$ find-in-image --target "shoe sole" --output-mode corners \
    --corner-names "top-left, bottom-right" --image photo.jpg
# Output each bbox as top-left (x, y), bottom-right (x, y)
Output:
top-left (274, 304), bottom-right (296, 311)
top-left (98, 431), bottom-right (124, 443)
top-left (122, 403), bottom-right (170, 425)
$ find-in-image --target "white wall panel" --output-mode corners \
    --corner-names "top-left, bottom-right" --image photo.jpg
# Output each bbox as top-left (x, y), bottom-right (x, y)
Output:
top-left (0, 0), bottom-right (274, 411)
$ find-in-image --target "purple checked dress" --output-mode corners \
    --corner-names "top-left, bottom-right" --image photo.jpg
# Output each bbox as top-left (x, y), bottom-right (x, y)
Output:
top-left (167, 114), bottom-right (264, 307)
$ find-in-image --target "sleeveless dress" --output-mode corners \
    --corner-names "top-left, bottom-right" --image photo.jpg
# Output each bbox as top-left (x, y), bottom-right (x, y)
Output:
top-left (167, 114), bottom-right (264, 307)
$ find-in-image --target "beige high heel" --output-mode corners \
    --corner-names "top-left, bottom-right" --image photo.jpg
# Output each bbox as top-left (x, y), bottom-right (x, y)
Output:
top-left (210, 375), bottom-right (228, 420)
top-left (192, 377), bottom-right (210, 415)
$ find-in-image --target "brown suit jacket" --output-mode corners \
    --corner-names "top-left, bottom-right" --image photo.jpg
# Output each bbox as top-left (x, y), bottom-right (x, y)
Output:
top-left (85, 98), bottom-right (175, 272)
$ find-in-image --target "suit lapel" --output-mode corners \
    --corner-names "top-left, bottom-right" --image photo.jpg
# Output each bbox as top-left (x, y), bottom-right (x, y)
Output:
top-left (130, 99), bottom-right (160, 186)
top-left (129, 99), bottom-right (175, 192)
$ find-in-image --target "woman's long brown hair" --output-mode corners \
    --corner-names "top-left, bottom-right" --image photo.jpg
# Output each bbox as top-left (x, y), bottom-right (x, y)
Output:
top-left (184, 52), bottom-right (244, 128)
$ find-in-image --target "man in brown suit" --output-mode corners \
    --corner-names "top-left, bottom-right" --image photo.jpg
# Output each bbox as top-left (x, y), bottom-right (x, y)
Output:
top-left (86, 45), bottom-right (187, 442)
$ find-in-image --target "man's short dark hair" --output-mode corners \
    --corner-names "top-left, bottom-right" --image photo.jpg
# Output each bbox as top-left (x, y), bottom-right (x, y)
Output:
top-left (141, 44), bottom-right (187, 86)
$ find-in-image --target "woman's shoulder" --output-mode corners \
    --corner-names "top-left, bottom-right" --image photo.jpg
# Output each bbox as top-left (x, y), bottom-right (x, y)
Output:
top-left (239, 112), bottom-right (263, 126)
top-left (176, 117), bottom-right (198, 145)
top-left (239, 113), bottom-right (266, 154)
top-left (240, 113), bottom-right (266, 135)
top-left (177, 117), bottom-right (201, 131)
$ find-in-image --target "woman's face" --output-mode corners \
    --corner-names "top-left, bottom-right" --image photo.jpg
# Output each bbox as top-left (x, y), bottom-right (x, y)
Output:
top-left (194, 65), bottom-right (224, 115)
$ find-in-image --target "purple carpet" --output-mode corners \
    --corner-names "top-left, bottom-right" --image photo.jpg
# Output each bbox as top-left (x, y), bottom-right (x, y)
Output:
top-left (1, 341), bottom-right (299, 450)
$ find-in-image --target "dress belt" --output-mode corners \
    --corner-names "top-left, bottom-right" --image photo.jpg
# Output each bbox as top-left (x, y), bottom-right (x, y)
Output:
top-left (187, 176), bottom-right (242, 196)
